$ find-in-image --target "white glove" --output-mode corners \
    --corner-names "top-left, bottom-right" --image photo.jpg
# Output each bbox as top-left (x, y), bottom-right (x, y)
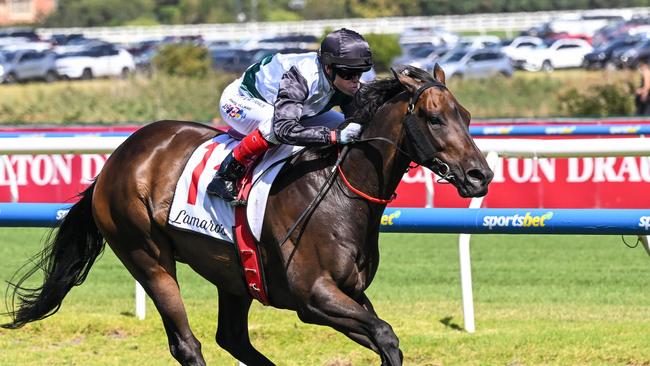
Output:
top-left (338, 123), bottom-right (363, 144)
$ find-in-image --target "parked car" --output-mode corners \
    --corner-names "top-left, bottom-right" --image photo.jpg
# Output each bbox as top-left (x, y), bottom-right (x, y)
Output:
top-left (391, 44), bottom-right (447, 70)
top-left (436, 48), bottom-right (513, 79)
top-left (615, 38), bottom-right (650, 69)
top-left (53, 38), bottom-right (106, 54)
top-left (0, 27), bottom-right (40, 47)
top-left (55, 44), bottom-right (135, 80)
top-left (547, 15), bottom-right (623, 38)
top-left (609, 37), bottom-right (649, 69)
top-left (583, 36), bottom-right (641, 69)
top-left (500, 36), bottom-right (545, 62)
top-left (50, 33), bottom-right (85, 46)
top-left (512, 38), bottom-right (593, 72)
top-left (399, 26), bottom-right (460, 47)
top-left (133, 46), bottom-right (158, 75)
top-left (0, 49), bottom-right (58, 83)
top-left (456, 35), bottom-right (502, 49)
top-left (212, 47), bottom-right (312, 74)
top-left (0, 40), bottom-right (52, 52)
top-left (256, 34), bottom-right (319, 50)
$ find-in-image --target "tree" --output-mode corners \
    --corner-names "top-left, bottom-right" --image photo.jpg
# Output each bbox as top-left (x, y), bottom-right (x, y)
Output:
top-left (44, 0), bottom-right (156, 27)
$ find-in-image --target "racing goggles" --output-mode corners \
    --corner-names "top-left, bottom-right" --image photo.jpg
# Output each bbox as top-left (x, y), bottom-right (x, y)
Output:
top-left (335, 68), bottom-right (363, 81)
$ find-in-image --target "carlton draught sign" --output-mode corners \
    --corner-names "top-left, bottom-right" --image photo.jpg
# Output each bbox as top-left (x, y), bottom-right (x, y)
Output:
top-left (0, 126), bottom-right (648, 209)
top-left (1, 153), bottom-right (649, 209)
top-left (0, 154), bottom-right (108, 202)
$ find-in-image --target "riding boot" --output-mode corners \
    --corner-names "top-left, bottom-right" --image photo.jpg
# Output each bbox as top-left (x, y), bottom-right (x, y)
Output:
top-left (206, 151), bottom-right (246, 201)
top-left (207, 129), bottom-right (272, 201)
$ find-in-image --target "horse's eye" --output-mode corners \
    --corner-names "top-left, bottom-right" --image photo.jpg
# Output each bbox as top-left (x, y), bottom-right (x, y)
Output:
top-left (428, 117), bottom-right (444, 126)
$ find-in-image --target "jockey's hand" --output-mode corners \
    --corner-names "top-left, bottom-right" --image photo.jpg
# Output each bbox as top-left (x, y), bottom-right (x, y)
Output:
top-left (337, 123), bottom-right (363, 144)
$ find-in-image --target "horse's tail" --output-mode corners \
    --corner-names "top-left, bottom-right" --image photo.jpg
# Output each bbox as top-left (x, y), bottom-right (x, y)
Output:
top-left (2, 182), bottom-right (104, 329)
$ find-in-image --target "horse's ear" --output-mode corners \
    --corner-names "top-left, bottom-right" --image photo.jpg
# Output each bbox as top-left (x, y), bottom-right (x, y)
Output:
top-left (391, 66), bottom-right (422, 95)
top-left (433, 63), bottom-right (446, 85)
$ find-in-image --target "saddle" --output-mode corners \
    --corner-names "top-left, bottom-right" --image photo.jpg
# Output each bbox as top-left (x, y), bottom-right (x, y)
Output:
top-left (168, 131), bottom-right (303, 304)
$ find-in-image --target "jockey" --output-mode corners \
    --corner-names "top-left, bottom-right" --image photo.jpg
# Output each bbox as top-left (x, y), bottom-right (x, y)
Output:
top-left (207, 28), bottom-right (373, 201)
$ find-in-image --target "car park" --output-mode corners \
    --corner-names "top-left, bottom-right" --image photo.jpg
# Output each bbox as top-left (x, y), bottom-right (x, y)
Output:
top-left (436, 48), bottom-right (513, 79)
top-left (0, 49), bottom-right (58, 83)
top-left (512, 38), bottom-right (592, 72)
top-left (54, 43), bottom-right (135, 80)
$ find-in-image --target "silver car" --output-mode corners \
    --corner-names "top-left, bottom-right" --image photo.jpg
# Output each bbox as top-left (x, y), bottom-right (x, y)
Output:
top-left (0, 50), bottom-right (58, 83)
top-left (436, 48), bottom-right (514, 79)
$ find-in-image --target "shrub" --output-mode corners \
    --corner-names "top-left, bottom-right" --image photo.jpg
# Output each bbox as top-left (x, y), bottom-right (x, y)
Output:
top-left (153, 43), bottom-right (212, 78)
top-left (559, 82), bottom-right (635, 117)
top-left (363, 33), bottom-right (401, 73)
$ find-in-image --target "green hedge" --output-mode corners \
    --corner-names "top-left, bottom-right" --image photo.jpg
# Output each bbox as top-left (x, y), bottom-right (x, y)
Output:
top-left (364, 33), bottom-right (401, 73)
top-left (559, 83), bottom-right (636, 117)
top-left (0, 70), bottom-right (640, 125)
top-left (0, 74), bottom-right (231, 124)
top-left (153, 43), bottom-right (212, 78)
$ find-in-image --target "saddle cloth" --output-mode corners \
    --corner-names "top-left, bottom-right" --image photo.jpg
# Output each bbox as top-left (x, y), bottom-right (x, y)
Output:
top-left (168, 133), bottom-right (302, 242)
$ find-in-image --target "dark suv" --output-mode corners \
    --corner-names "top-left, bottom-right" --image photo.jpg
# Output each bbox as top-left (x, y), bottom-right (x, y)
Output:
top-left (612, 38), bottom-right (650, 69)
top-left (583, 37), bottom-right (641, 69)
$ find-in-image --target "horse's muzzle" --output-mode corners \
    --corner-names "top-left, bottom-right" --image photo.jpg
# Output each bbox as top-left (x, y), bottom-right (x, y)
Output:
top-left (458, 166), bottom-right (494, 198)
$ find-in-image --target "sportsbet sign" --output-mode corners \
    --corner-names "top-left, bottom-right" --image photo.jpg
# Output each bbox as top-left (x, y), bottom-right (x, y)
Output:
top-left (482, 212), bottom-right (553, 230)
top-left (379, 208), bottom-right (650, 235)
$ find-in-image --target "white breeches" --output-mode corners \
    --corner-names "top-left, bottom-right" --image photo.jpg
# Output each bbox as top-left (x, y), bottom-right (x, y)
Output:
top-left (219, 80), bottom-right (345, 144)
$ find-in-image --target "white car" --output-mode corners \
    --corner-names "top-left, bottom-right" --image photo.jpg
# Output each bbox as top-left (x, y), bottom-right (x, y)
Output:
top-left (500, 36), bottom-right (545, 61)
top-left (456, 35), bottom-right (502, 49)
top-left (0, 41), bottom-right (52, 52)
top-left (55, 44), bottom-right (135, 79)
top-left (513, 38), bottom-right (593, 72)
top-left (437, 48), bottom-right (514, 79)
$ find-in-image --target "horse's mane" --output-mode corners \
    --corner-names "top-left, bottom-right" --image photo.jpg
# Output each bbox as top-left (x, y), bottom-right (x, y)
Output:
top-left (350, 65), bottom-right (437, 125)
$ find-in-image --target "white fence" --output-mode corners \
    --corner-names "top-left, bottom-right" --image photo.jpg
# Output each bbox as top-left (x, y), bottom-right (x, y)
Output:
top-left (35, 7), bottom-right (650, 44)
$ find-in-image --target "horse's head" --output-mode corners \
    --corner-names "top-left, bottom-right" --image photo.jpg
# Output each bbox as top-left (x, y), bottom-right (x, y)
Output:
top-left (393, 65), bottom-right (493, 197)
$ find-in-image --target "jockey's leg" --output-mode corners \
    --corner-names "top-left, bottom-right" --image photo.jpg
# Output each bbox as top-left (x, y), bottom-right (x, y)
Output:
top-left (211, 81), bottom-right (275, 201)
top-left (207, 128), bottom-right (272, 200)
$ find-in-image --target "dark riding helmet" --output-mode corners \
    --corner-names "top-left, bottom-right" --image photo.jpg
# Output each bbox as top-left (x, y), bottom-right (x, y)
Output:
top-left (319, 28), bottom-right (373, 73)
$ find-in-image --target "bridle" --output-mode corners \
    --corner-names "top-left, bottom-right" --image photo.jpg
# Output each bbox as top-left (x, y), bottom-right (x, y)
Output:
top-left (338, 81), bottom-right (456, 203)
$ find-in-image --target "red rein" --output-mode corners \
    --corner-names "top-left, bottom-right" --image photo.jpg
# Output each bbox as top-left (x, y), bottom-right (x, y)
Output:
top-left (337, 164), bottom-right (396, 204)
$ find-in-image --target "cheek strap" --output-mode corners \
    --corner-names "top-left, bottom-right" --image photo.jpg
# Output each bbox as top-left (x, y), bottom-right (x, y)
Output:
top-left (404, 113), bottom-right (438, 164)
top-left (403, 81), bottom-right (444, 164)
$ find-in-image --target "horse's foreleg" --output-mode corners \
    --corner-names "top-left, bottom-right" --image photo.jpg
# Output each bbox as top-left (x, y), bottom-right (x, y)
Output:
top-left (216, 291), bottom-right (274, 366)
top-left (297, 278), bottom-right (403, 366)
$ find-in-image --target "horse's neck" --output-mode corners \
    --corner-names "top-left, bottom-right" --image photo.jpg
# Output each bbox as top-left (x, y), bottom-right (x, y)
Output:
top-left (343, 99), bottom-right (410, 205)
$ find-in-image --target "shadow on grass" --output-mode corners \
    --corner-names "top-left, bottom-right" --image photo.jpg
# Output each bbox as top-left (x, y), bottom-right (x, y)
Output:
top-left (439, 316), bottom-right (463, 331)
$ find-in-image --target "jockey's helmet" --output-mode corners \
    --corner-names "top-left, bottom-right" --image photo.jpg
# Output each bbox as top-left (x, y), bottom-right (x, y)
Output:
top-left (319, 28), bottom-right (373, 73)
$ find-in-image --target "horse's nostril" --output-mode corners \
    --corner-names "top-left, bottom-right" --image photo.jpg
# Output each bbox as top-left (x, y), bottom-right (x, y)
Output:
top-left (466, 169), bottom-right (487, 185)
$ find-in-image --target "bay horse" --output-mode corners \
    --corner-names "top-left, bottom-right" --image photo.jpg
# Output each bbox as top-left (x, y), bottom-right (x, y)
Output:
top-left (2, 65), bottom-right (492, 365)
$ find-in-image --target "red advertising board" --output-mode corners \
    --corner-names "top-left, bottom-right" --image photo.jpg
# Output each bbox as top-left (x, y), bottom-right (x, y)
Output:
top-left (0, 125), bottom-right (648, 209)
top-left (393, 156), bottom-right (650, 208)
